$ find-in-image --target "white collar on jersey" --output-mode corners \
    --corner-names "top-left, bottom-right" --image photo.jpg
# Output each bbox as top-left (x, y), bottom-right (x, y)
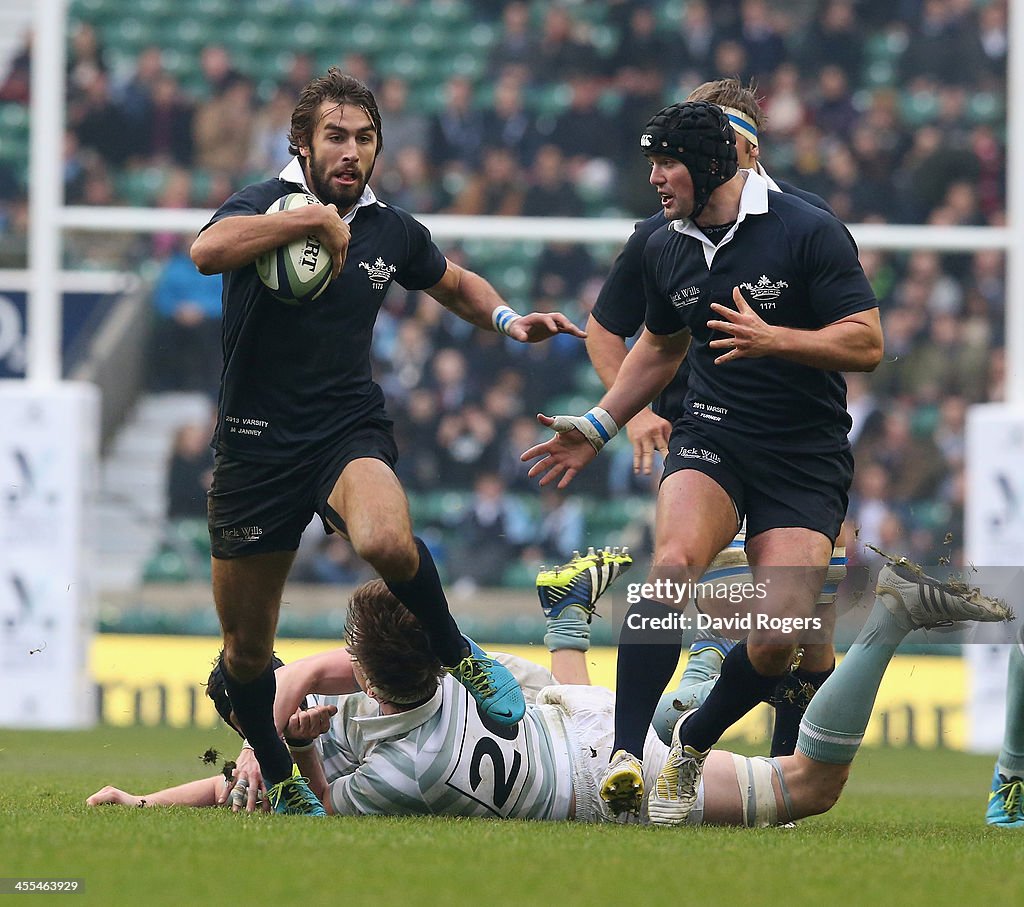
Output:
top-left (669, 168), bottom-right (770, 237)
top-left (752, 160), bottom-right (782, 192)
top-left (350, 683), bottom-right (444, 741)
top-left (278, 157), bottom-right (378, 224)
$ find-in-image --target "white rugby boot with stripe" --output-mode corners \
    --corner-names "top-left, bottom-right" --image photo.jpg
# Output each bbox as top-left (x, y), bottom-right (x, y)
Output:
top-left (874, 561), bottom-right (1012, 628)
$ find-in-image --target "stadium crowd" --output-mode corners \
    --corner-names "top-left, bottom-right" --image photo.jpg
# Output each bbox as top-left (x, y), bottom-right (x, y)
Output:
top-left (0, 0), bottom-right (1008, 585)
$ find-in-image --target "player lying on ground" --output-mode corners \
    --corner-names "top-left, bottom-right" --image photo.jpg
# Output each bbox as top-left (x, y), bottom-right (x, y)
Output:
top-left (89, 552), bottom-right (1010, 825)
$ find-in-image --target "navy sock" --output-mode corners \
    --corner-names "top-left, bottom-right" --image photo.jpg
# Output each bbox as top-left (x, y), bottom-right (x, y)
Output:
top-left (221, 657), bottom-right (293, 786)
top-left (678, 642), bottom-right (783, 752)
top-left (769, 663), bottom-right (835, 757)
top-left (612, 598), bottom-right (683, 758)
top-left (384, 537), bottom-right (464, 666)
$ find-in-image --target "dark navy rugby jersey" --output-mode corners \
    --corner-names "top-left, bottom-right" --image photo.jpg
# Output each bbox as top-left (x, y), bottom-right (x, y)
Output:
top-left (204, 178), bottom-right (447, 460)
top-left (590, 174), bottom-right (838, 421)
top-left (642, 175), bottom-right (876, 453)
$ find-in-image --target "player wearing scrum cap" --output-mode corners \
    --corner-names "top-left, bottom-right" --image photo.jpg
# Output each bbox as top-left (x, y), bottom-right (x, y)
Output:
top-left (189, 68), bottom-right (584, 815)
top-left (522, 99), bottom-right (883, 825)
top-left (587, 79), bottom-right (850, 761)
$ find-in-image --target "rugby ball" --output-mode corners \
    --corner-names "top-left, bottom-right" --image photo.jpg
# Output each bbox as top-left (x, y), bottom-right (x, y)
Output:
top-left (255, 192), bottom-right (334, 305)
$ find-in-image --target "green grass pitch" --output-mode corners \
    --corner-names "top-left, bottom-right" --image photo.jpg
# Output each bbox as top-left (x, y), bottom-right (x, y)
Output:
top-left (2, 725), bottom-right (1023, 906)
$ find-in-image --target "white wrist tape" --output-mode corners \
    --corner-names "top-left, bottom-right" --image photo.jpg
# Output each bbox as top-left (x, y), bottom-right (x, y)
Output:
top-left (491, 304), bottom-right (521, 336)
top-left (550, 406), bottom-right (619, 452)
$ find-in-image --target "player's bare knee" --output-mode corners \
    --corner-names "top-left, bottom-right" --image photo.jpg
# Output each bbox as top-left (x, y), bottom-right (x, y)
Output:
top-left (746, 639), bottom-right (798, 675)
top-left (353, 530), bottom-right (417, 579)
top-left (222, 640), bottom-right (274, 682)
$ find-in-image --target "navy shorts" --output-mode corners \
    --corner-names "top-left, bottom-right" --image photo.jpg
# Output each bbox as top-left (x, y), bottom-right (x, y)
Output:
top-left (662, 425), bottom-right (852, 544)
top-left (208, 418), bottom-right (399, 558)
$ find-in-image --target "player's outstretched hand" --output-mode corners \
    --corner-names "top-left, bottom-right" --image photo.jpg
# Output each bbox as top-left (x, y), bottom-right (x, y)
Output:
top-left (625, 409), bottom-right (671, 475)
top-left (507, 311), bottom-right (587, 343)
top-left (521, 413), bottom-right (600, 488)
top-left (707, 286), bottom-right (776, 364)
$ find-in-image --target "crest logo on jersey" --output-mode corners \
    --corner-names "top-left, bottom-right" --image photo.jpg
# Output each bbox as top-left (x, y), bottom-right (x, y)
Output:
top-left (740, 275), bottom-right (788, 301)
top-left (670, 286), bottom-right (700, 308)
top-left (359, 257), bottom-right (397, 290)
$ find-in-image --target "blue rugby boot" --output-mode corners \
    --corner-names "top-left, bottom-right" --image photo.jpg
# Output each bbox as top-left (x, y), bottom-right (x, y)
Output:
top-left (986, 765), bottom-right (1024, 828)
top-left (451, 637), bottom-right (526, 725)
top-left (266, 764), bottom-right (326, 816)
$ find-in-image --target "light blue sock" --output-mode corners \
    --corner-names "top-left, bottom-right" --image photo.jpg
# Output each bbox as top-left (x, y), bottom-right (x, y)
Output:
top-left (997, 631), bottom-right (1024, 778)
top-left (651, 646), bottom-right (724, 744)
top-left (544, 609), bottom-right (590, 652)
top-left (796, 597), bottom-right (909, 765)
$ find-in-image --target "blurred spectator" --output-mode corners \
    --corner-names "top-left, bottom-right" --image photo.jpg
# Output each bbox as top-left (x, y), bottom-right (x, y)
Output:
top-left (445, 146), bottom-right (524, 216)
top-left (737, 0), bottom-right (789, 82)
top-left (436, 405), bottom-right (499, 488)
top-left (760, 63), bottom-right (807, 139)
top-left (393, 387), bottom-right (444, 492)
top-left (166, 421), bottom-right (214, 519)
top-left (151, 168), bottom-right (196, 258)
top-left (137, 74), bottom-right (195, 167)
top-left (797, 0), bottom-right (864, 83)
top-left (531, 242), bottom-right (596, 302)
top-left (276, 52), bottom-right (316, 98)
top-left (976, 0), bottom-right (1008, 85)
top-left (527, 6), bottom-right (598, 83)
top-left (295, 534), bottom-right (376, 585)
top-left (70, 70), bottom-right (132, 166)
top-left (450, 472), bottom-right (534, 589)
top-left (540, 74), bottom-right (621, 169)
top-left (116, 44), bottom-right (163, 127)
top-left (896, 124), bottom-right (979, 222)
top-left (970, 124), bottom-right (1005, 222)
top-left (248, 84), bottom-right (293, 174)
top-left (0, 34), bottom-right (31, 102)
top-left (67, 22), bottom-right (108, 106)
top-left (903, 312), bottom-right (989, 402)
top-left (198, 45), bottom-right (240, 97)
top-left (428, 347), bottom-right (472, 413)
top-left (810, 64), bottom-right (858, 140)
top-left (149, 238), bottom-right (222, 394)
top-left (901, 0), bottom-right (985, 86)
top-left (429, 75), bottom-right (486, 172)
top-left (482, 74), bottom-right (541, 167)
top-left (488, 1), bottom-right (536, 80)
top-left (522, 145), bottom-right (584, 217)
top-left (193, 73), bottom-right (255, 176)
top-left (613, 6), bottom-right (672, 73)
top-left (845, 372), bottom-right (883, 449)
top-left (377, 76), bottom-right (428, 160)
top-left (533, 488), bottom-right (585, 562)
top-left (377, 146), bottom-right (445, 213)
top-left (668, 0), bottom-right (719, 84)
top-left (498, 415), bottom-right (545, 494)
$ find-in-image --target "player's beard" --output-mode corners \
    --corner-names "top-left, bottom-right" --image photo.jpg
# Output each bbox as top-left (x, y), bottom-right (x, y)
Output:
top-left (306, 146), bottom-right (371, 212)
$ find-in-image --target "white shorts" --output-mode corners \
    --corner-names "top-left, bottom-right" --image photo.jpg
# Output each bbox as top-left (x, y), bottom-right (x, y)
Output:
top-left (537, 684), bottom-right (706, 825)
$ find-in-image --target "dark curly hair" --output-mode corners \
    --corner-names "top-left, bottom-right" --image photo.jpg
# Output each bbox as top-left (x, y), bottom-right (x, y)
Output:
top-left (345, 580), bottom-right (445, 707)
top-left (287, 67), bottom-right (383, 158)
